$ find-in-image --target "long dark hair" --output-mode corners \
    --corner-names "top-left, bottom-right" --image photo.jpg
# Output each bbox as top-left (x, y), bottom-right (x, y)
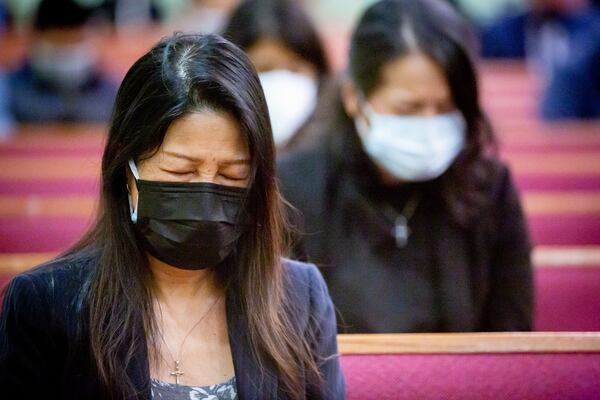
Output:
top-left (223, 0), bottom-right (330, 78)
top-left (330, 0), bottom-right (496, 226)
top-left (70, 33), bottom-right (320, 398)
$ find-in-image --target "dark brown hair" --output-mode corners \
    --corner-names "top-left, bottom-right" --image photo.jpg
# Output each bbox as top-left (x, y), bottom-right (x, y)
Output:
top-left (329, 0), bottom-right (497, 226)
top-left (223, 0), bottom-right (330, 78)
top-left (70, 33), bottom-right (320, 399)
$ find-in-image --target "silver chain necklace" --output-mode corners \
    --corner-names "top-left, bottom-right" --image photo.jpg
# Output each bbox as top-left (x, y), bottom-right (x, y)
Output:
top-left (380, 192), bottom-right (422, 248)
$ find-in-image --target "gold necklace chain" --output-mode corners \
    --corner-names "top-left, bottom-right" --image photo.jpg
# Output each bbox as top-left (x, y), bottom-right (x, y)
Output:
top-left (155, 294), bottom-right (222, 385)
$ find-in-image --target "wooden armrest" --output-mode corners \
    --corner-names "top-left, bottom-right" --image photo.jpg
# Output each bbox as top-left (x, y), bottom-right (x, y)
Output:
top-left (337, 332), bottom-right (600, 354)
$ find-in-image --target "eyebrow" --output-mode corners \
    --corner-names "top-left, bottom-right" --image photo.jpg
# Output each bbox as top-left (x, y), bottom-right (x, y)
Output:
top-left (163, 151), bottom-right (250, 166)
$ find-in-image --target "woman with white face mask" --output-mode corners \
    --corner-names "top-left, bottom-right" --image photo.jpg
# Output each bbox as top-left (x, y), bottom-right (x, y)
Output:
top-left (223, 0), bottom-right (330, 153)
top-left (278, 0), bottom-right (533, 333)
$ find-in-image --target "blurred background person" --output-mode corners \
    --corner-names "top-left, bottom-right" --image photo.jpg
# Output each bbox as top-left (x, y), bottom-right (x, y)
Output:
top-left (540, 28), bottom-right (600, 120)
top-left (96, 0), bottom-right (159, 27)
top-left (479, 0), bottom-right (600, 119)
top-left (172, 0), bottom-right (241, 34)
top-left (535, 0), bottom-right (600, 119)
top-left (4, 0), bottom-right (160, 28)
top-left (223, 0), bottom-right (330, 153)
top-left (0, 2), bottom-right (7, 30)
top-left (0, 71), bottom-right (14, 137)
top-left (278, 0), bottom-right (533, 333)
top-left (449, 0), bottom-right (529, 26)
top-left (6, 0), bottom-right (118, 123)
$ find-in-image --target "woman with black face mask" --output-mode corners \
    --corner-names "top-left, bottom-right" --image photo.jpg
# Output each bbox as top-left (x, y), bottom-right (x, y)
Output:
top-left (0, 33), bottom-right (344, 400)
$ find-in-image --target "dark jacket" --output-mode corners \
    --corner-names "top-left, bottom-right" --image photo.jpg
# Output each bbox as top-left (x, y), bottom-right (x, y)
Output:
top-left (277, 133), bottom-right (533, 333)
top-left (0, 251), bottom-right (345, 399)
top-left (480, 6), bottom-right (600, 119)
top-left (8, 64), bottom-right (117, 123)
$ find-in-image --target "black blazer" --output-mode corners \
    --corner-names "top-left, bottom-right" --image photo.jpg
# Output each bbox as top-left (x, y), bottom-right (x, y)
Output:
top-left (0, 252), bottom-right (345, 399)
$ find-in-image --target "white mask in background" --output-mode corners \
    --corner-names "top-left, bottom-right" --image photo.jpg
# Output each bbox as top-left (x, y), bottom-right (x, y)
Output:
top-left (355, 103), bottom-right (467, 182)
top-left (30, 39), bottom-right (98, 91)
top-left (259, 69), bottom-right (318, 147)
top-left (177, 6), bottom-right (230, 34)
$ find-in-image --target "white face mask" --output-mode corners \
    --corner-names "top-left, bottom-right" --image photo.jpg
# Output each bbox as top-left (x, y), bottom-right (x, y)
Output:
top-left (355, 104), bottom-right (467, 182)
top-left (30, 39), bottom-right (98, 90)
top-left (259, 69), bottom-right (318, 147)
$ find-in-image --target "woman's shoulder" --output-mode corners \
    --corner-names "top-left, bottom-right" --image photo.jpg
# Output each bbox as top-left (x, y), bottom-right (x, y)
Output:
top-left (4, 248), bottom-right (99, 309)
top-left (282, 258), bottom-right (323, 290)
top-left (280, 258), bottom-right (332, 321)
top-left (277, 142), bottom-right (329, 183)
top-left (276, 142), bottom-right (331, 216)
top-left (476, 157), bottom-right (518, 202)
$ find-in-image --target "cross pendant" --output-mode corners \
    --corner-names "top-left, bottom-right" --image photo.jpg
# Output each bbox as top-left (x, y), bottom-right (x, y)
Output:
top-left (393, 215), bottom-right (411, 248)
top-left (170, 360), bottom-right (184, 385)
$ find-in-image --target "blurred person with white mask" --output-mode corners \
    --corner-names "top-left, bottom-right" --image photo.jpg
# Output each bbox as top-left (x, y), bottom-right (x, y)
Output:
top-left (169, 0), bottom-right (241, 34)
top-left (223, 0), bottom-right (330, 153)
top-left (7, 0), bottom-right (117, 122)
top-left (278, 0), bottom-right (533, 333)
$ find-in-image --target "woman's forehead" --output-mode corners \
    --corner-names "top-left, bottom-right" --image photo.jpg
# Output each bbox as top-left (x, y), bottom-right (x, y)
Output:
top-left (156, 111), bottom-right (249, 163)
top-left (377, 53), bottom-right (451, 100)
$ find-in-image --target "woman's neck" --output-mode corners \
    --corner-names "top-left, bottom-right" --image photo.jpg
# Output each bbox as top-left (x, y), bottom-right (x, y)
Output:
top-left (148, 255), bottom-right (222, 305)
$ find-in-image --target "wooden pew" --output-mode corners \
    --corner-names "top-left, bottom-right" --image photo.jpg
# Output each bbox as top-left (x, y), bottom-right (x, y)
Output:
top-left (534, 246), bottom-right (600, 331)
top-left (1, 191), bottom-right (599, 217)
top-left (1, 191), bottom-right (599, 249)
top-left (2, 150), bottom-right (600, 182)
top-left (338, 332), bottom-right (600, 399)
top-left (1, 248), bottom-right (599, 331)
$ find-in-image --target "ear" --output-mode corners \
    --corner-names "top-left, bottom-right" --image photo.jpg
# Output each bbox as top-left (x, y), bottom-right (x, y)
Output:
top-left (341, 79), bottom-right (361, 119)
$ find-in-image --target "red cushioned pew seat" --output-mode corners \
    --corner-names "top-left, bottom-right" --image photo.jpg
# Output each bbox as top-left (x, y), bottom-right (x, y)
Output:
top-left (515, 175), bottom-right (600, 191)
top-left (341, 353), bottom-right (600, 400)
top-left (339, 333), bottom-right (600, 400)
top-left (1, 252), bottom-right (600, 332)
top-left (0, 217), bottom-right (92, 252)
top-left (535, 266), bottom-right (600, 331)
top-left (0, 179), bottom-right (99, 196)
top-left (528, 215), bottom-right (600, 246)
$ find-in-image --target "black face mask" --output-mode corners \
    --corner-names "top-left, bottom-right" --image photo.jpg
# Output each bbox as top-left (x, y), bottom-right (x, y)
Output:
top-left (128, 160), bottom-right (250, 270)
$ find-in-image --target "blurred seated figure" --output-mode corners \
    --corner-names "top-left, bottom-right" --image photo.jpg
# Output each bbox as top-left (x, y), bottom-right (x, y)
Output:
top-left (7, 0), bottom-right (117, 123)
top-left (0, 72), bottom-right (14, 136)
top-left (0, 2), bottom-right (7, 30)
top-left (450, 0), bottom-right (529, 26)
top-left (480, 0), bottom-right (600, 119)
top-left (173, 0), bottom-right (241, 34)
top-left (278, 0), bottom-right (533, 333)
top-left (538, 0), bottom-right (600, 119)
top-left (223, 0), bottom-right (330, 153)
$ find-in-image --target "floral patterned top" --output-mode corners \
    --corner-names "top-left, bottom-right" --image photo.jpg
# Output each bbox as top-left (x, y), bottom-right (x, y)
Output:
top-left (151, 376), bottom-right (237, 400)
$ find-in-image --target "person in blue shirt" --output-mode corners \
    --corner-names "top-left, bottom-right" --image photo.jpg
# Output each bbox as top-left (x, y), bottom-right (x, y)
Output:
top-left (0, 71), bottom-right (14, 136)
top-left (480, 0), bottom-right (600, 120)
top-left (7, 0), bottom-right (118, 123)
top-left (540, 0), bottom-right (600, 119)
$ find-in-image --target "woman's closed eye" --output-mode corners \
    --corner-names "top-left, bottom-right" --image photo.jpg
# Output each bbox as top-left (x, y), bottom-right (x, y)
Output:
top-left (220, 171), bottom-right (249, 182)
top-left (391, 101), bottom-right (425, 115)
top-left (220, 161), bottom-right (250, 178)
top-left (162, 169), bottom-right (195, 178)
